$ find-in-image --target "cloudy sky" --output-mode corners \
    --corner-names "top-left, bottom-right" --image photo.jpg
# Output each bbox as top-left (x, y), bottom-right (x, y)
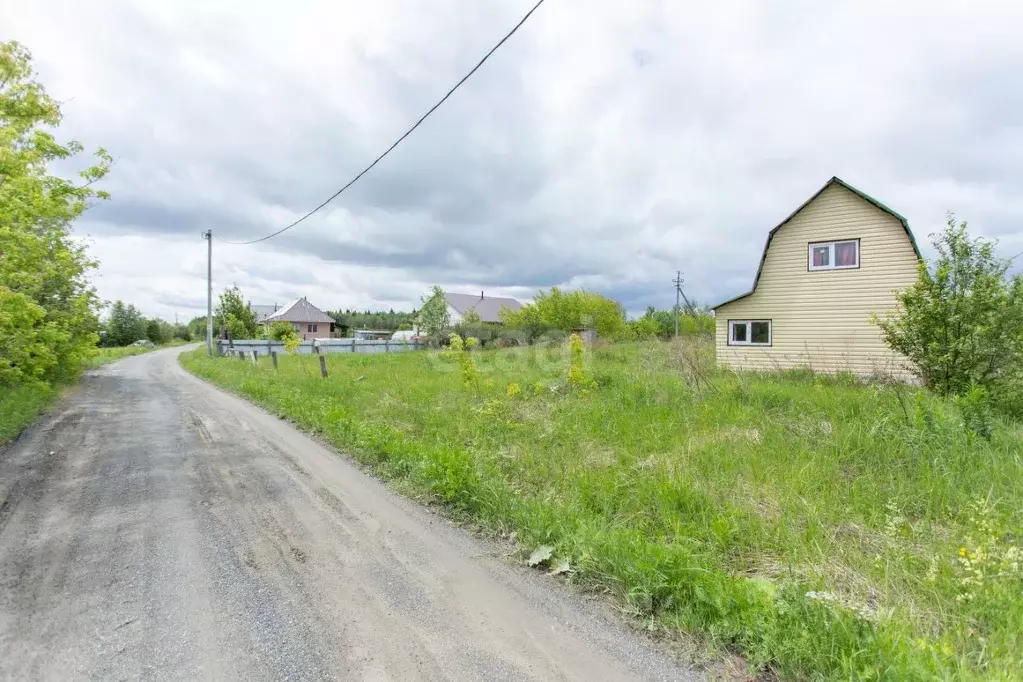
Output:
top-left (5, 0), bottom-right (1023, 320)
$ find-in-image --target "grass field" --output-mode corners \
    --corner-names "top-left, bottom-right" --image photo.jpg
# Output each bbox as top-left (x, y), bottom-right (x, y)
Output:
top-left (181, 340), bottom-right (1022, 680)
top-left (1, 341), bottom-right (189, 445)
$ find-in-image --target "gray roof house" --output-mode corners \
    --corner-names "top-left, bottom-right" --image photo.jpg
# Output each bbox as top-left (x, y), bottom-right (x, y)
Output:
top-left (261, 297), bottom-right (335, 340)
top-left (444, 292), bottom-right (522, 324)
top-left (249, 304), bottom-right (280, 323)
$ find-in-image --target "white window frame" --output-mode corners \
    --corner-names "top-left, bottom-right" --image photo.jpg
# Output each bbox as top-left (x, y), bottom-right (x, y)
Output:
top-left (728, 320), bottom-right (771, 346)
top-left (808, 239), bottom-right (860, 271)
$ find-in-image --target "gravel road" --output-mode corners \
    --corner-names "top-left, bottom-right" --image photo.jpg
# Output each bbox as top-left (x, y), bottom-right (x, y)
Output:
top-left (0, 347), bottom-right (698, 681)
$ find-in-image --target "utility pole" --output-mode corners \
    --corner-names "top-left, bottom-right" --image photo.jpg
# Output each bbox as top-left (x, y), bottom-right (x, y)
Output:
top-left (203, 230), bottom-right (213, 356)
top-left (672, 270), bottom-right (683, 338)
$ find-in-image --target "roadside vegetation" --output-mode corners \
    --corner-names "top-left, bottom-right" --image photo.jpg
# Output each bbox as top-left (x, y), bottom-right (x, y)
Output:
top-left (181, 335), bottom-right (1022, 679)
top-left (1, 41), bottom-right (110, 444)
top-left (182, 220), bottom-right (1023, 679)
top-left (85, 341), bottom-right (188, 369)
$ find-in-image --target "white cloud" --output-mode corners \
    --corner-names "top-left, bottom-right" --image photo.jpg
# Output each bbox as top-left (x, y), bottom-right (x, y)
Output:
top-left (7, 0), bottom-right (1023, 320)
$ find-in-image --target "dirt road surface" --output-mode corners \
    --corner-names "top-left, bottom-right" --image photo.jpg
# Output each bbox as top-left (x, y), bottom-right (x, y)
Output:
top-left (0, 347), bottom-right (698, 681)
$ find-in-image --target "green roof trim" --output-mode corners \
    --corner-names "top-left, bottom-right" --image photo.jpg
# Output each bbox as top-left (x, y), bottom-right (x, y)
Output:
top-left (712, 176), bottom-right (922, 310)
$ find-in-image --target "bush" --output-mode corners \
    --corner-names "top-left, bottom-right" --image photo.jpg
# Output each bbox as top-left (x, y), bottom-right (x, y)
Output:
top-left (500, 287), bottom-right (628, 340)
top-left (265, 321), bottom-right (299, 342)
top-left (876, 214), bottom-right (1023, 407)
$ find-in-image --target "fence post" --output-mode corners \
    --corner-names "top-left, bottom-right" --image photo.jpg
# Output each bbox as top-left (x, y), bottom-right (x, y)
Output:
top-left (385, 339), bottom-right (389, 353)
top-left (252, 350), bottom-right (259, 366)
top-left (238, 350), bottom-right (245, 361)
top-left (272, 351), bottom-right (278, 369)
top-left (319, 355), bottom-right (328, 378)
top-left (351, 339), bottom-right (356, 353)
top-left (314, 342), bottom-right (320, 354)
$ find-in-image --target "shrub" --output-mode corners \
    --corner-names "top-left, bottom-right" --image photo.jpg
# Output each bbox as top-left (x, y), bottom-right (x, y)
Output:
top-left (500, 287), bottom-right (628, 340)
top-left (266, 321), bottom-right (299, 342)
top-left (876, 214), bottom-right (1023, 400)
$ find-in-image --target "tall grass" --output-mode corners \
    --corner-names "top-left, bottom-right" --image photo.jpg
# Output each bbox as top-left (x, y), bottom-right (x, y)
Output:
top-left (0, 382), bottom-right (57, 444)
top-left (181, 340), bottom-right (1023, 679)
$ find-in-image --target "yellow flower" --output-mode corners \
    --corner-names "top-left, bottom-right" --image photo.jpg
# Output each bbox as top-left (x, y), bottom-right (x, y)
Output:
top-left (959, 547), bottom-right (968, 557)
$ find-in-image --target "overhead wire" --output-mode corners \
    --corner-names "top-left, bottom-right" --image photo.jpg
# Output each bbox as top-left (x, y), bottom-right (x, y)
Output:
top-left (221, 0), bottom-right (547, 245)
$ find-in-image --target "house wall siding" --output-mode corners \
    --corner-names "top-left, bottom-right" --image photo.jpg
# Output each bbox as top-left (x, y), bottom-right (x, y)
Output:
top-left (715, 184), bottom-right (919, 377)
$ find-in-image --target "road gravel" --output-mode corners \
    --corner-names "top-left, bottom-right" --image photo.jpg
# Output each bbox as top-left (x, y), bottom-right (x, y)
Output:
top-left (0, 346), bottom-right (699, 681)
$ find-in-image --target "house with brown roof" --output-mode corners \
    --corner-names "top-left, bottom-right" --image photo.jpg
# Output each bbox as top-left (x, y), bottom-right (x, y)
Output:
top-left (444, 292), bottom-right (522, 324)
top-left (712, 177), bottom-right (922, 377)
top-left (261, 297), bottom-right (336, 340)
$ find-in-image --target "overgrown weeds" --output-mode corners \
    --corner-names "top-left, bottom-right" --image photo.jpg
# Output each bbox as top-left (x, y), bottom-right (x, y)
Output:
top-left (181, 340), bottom-right (1023, 679)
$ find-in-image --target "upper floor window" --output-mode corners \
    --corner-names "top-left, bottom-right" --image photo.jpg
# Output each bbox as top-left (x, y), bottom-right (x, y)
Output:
top-left (809, 239), bottom-right (859, 271)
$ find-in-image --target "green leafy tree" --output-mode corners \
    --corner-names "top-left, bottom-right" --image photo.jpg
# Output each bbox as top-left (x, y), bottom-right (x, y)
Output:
top-left (876, 214), bottom-right (1023, 397)
top-left (328, 308), bottom-right (416, 334)
top-left (417, 286), bottom-right (450, 344)
top-left (266, 320), bottom-right (299, 342)
top-left (0, 41), bottom-right (111, 386)
top-left (103, 300), bottom-right (146, 346)
top-left (214, 286), bottom-right (258, 339)
top-left (500, 288), bottom-right (629, 340)
top-left (186, 315), bottom-right (207, 342)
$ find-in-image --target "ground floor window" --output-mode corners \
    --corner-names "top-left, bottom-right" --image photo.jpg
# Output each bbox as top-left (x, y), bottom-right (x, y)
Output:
top-left (307, 324), bottom-right (317, 333)
top-left (728, 319), bottom-right (771, 346)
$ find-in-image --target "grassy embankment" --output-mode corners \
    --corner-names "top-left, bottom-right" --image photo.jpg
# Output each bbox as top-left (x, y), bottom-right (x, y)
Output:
top-left (180, 340), bottom-right (1022, 680)
top-left (0, 341), bottom-right (188, 444)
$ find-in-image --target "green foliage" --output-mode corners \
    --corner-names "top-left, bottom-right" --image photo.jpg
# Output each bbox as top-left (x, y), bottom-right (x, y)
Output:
top-left (265, 320), bottom-right (299, 342)
top-left (182, 340), bottom-right (1023, 679)
top-left (0, 40), bottom-right (111, 387)
top-left (417, 286), bottom-right (450, 343)
top-left (0, 381), bottom-right (56, 444)
top-left (629, 305), bottom-right (715, 339)
top-left (876, 214), bottom-right (1023, 402)
top-left (566, 332), bottom-right (592, 388)
top-left (329, 307), bottom-right (416, 334)
top-left (447, 333), bottom-right (480, 390)
top-left (214, 286), bottom-right (258, 339)
top-left (500, 287), bottom-right (628, 340)
top-left (102, 300), bottom-right (146, 346)
top-left (186, 315), bottom-right (208, 342)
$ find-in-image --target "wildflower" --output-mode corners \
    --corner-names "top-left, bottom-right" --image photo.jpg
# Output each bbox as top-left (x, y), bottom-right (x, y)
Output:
top-left (506, 382), bottom-right (521, 398)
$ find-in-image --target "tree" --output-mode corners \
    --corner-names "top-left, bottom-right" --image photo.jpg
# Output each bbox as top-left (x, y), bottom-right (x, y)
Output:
top-left (417, 286), bottom-right (450, 343)
top-left (876, 214), bottom-right (1023, 396)
top-left (500, 288), bottom-right (629, 340)
top-left (103, 301), bottom-right (146, 346)
top-left (214, 286), bottom-right (258, 339)
top-left (0, 41), bottom-right (111, 386)
top-left (266, 320), bottom-right (299, 342)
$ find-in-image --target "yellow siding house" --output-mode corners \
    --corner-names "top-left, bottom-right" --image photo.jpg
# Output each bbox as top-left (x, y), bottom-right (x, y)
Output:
top-left (712, 177), bottom-right (922, 376)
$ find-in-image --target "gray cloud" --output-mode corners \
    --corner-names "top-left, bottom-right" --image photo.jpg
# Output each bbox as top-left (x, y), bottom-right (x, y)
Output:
top-left (7, 0), bottom-right (1023, 320)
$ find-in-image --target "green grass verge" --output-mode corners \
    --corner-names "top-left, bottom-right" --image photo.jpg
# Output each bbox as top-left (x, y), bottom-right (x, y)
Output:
top-left (180, 341), bottom-right (1023, 679)
top-left (1, 341), bottom-right (190, 445)
top-left (0, 382), bottom-right (58, 445)
top-left (85, 340), bottom-right (188, 369)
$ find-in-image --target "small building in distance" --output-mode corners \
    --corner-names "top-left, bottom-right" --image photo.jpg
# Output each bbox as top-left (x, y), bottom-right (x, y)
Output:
top-left (712, 176), bottom-right (922, 377)
top-left (261, 297), bottom-right (336, 340)
top-left (444, 291), bottom-right (522, 324)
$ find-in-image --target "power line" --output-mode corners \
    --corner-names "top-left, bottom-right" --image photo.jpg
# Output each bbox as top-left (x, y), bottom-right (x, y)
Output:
top-left (222, 0), bottom-right (548, 246)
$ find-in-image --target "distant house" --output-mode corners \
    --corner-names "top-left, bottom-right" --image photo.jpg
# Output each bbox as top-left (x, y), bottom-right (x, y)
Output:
top-left (261, 297), bottom-right (336, 340)
top-left (444, 291), bottom-right (522, 324)
top-left (712, 177), bottom-right (922, 377)
top-left (249, 303), bottom-right (280, 324)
